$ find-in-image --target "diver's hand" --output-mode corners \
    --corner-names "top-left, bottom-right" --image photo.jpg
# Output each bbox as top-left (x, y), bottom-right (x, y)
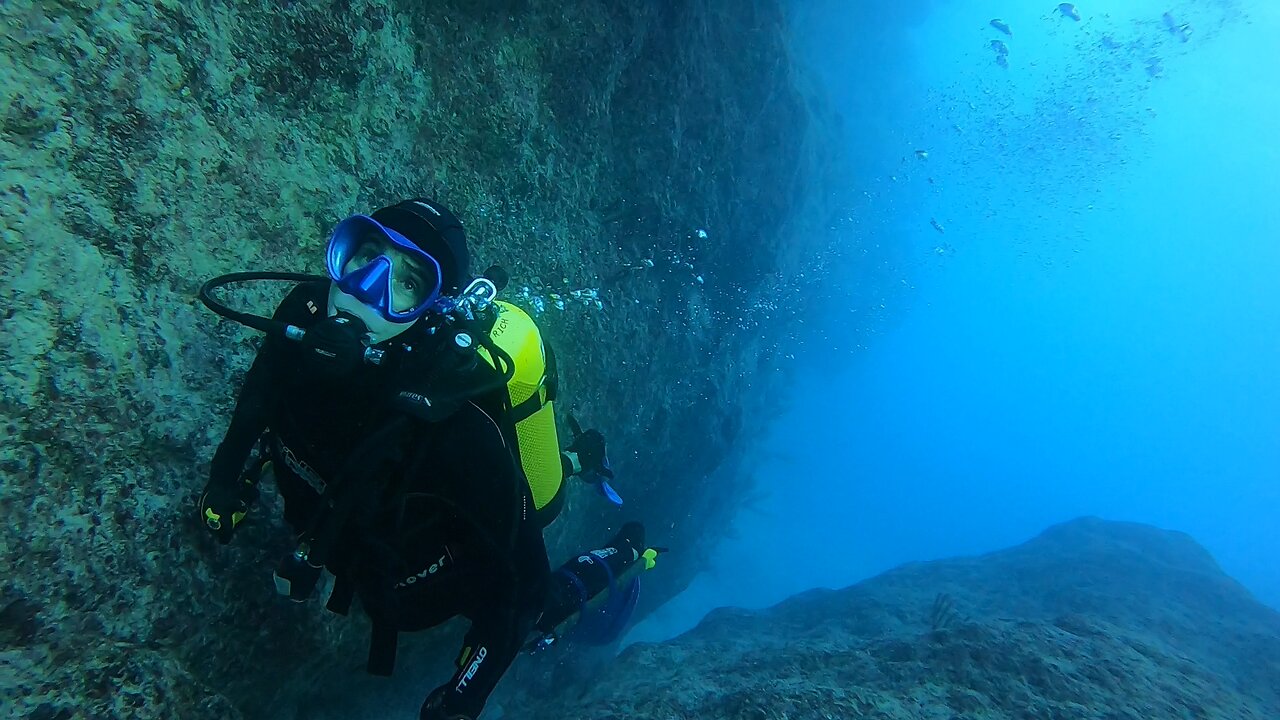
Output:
top-left (299, 313), bottom-right (367, 375)
top-left (198, 475), bottom-right (258, 544)
top-left (566, 428), bottom-right (613, 480)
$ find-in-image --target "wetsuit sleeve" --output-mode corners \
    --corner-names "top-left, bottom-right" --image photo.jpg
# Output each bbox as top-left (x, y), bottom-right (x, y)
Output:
top-left (206, 282), bottom-right (325, 489)
top-left (206, 346), bottom-right (276, 489)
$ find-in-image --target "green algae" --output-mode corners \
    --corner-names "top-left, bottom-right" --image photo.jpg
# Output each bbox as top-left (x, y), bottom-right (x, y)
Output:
top-left (0, 0), bottom-right (852, 715)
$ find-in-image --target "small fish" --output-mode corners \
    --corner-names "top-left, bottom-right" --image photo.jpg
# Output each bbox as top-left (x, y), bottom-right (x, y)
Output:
top-left (930, 218), bottom-right (946, 234)
top-left (990, 19), bottom-right (1013, 37)
top-left (990, 39), bottom-right (1009, 56)
top-left (1058, 3), bottom-right (1081, 21)
top-left (1162, 12), bottom-right (1193, 42)
top-left (915, 149), bottom-right (929, 160)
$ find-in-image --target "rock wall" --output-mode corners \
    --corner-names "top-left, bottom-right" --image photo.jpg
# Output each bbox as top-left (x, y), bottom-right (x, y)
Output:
top-left (1, 0), bottom-right (852, 717)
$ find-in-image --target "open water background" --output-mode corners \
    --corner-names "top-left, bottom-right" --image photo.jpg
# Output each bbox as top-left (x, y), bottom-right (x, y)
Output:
top-left (628, 0), bottom-right (1280, 645)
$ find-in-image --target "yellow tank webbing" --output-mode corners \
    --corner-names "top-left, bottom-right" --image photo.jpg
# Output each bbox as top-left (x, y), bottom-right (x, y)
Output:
top-left (479, 301), bottom-right (562, 518)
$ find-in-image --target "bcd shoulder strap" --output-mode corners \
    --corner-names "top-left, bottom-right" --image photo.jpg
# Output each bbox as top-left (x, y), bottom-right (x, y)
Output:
top-left (508, 337), bottom-right (557, 424)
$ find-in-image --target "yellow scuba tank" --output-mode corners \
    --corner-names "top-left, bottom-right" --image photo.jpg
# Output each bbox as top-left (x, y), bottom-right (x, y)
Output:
top-left (478, 300), bottom-right (564, 525)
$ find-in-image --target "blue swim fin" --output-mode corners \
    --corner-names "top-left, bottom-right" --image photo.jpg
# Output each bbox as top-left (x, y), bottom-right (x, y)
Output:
top-left (598, 480), bottom-right (624, 506)
top-left (572, 577), bottom-right (641, 645)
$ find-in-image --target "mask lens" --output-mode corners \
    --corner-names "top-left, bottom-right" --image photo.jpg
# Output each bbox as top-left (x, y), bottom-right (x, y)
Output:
top-left (342, 232), bottom-right (385, 275)
top-left (386, 250), bottom-right (439, 314)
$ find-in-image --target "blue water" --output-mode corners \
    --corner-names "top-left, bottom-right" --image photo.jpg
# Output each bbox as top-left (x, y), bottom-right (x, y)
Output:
top-left (628, 0), bottom-right (1279, 645)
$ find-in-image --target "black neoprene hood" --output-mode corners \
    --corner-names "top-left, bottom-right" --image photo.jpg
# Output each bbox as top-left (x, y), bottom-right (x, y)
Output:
top-left (372, 198), bottom-right (471, 294)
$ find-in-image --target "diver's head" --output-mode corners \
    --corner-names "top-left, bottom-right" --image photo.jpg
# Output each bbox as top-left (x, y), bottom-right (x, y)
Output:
top-left (325, 198), bottom-right (470, 344)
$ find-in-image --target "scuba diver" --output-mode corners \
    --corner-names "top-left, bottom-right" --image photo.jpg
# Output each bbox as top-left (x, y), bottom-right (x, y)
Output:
top-left (197, 198), bottom-right (654, 720)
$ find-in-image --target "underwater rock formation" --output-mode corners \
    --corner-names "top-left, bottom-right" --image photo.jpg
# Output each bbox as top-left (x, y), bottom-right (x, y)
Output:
top-left (519, 518), bottom-right (1280, 719)
top-left (1, 0), bottom-right (855, 717)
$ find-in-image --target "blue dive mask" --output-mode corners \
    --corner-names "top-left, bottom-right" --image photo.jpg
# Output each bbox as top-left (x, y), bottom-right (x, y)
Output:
top-left (326, 215), bottom-right (444, 323)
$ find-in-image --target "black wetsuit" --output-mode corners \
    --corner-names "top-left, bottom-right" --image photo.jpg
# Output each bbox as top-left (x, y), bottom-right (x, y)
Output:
top-left (208, 282), bottom-right (549, 719)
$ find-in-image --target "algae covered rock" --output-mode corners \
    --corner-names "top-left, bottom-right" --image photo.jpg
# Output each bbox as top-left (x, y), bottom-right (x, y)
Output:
top-left (519, 518), bottom-right (1280, 719)
top-left (1, 0), bottom-right (851, 717)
